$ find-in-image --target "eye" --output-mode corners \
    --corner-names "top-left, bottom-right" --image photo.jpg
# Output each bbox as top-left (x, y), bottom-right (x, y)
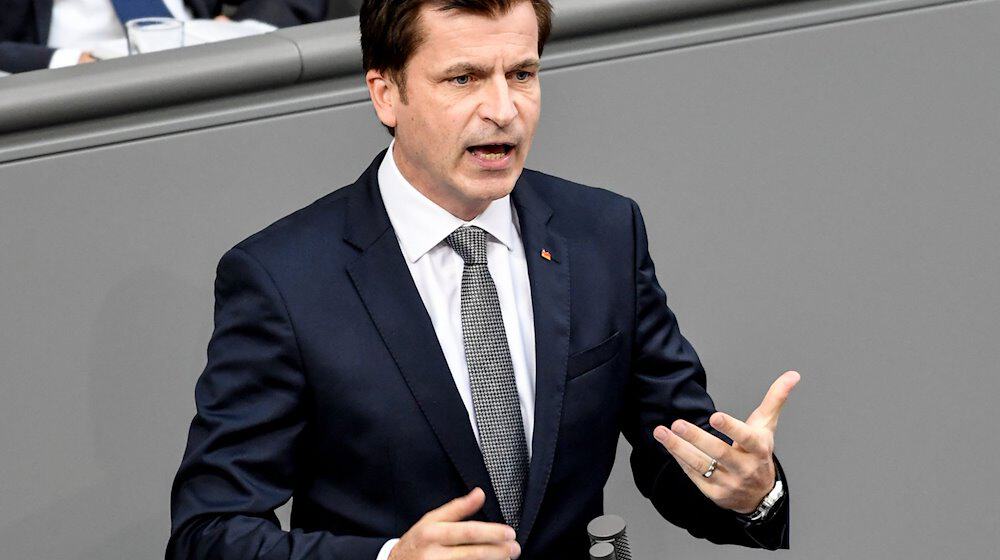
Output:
top-left (513, 70), bottom-right (535, 81)
top-left (452, 75), bottom-right (472, 85)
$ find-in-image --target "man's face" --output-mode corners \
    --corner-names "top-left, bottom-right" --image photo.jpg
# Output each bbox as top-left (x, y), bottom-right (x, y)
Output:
top-left (368, 1), bottom-right (541, 219)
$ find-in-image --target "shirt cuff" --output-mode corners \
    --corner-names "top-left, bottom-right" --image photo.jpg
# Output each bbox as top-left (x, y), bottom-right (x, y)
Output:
top-left (376, 537), bottom-right (400, 560)
top-left (49, 48), bottom-right (84, 69)
top-left (234, 18), bottom-right (278, 33)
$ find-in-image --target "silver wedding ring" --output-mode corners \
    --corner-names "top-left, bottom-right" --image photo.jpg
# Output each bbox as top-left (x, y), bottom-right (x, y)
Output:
top-left (702, 458), bottom-right (718, 478)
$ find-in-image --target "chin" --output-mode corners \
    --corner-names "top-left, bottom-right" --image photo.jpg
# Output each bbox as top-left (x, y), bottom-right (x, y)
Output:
top-left (480, 178), bottom-right (518, 201)
top-left (456, 173), bottom-right (517, 200)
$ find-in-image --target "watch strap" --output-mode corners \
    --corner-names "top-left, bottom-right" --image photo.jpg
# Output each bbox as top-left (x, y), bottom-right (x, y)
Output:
top-left (739, 479), bottom-right (784, 524)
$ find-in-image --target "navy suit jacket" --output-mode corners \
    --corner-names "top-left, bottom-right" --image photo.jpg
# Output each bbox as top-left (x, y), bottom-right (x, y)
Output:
top-left (0, 0), bottom-right (326, 73)
top-left (167, 149), bottom-right (790, 559)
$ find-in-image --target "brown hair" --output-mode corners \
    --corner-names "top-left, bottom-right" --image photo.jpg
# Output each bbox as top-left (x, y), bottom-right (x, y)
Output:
top-left (361, 0), bottom-right (553, 135)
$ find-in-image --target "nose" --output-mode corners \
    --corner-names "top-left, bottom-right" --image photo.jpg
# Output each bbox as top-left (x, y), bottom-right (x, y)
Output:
top-left (478, 77), bottom-right (518, 128)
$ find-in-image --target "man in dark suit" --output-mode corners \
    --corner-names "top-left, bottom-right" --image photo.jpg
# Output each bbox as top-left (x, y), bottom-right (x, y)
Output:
top-left (167, 1), bottom-right (799, 558)
top-left (0, 0), bottom-right (326, 74)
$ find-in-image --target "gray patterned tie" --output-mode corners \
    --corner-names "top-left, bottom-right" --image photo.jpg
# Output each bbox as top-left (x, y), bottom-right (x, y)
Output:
top-left (446, 225), bottom-right (529, 531)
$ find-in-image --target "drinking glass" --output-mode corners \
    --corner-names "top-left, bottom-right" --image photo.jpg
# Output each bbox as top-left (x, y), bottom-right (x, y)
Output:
top-left (126, 18), bottom-right (185, 55)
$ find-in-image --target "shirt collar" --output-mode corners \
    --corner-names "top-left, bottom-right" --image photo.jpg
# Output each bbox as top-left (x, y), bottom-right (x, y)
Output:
top-left (378, 139), bottom-right (516, 263)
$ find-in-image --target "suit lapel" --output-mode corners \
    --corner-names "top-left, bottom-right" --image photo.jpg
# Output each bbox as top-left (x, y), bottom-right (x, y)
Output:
top-left (343, 155), bottom-right (572, 539)
top-left (511, 174), bottom-right (570, 547)
top-left (344, 150), bottom-right (504, 524)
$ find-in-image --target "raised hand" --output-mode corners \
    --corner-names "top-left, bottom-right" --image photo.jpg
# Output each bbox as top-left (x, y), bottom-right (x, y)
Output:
top-left (388, 487), bottom-right (520, 560)
top-left (652, 370), bottom-right (800, 514)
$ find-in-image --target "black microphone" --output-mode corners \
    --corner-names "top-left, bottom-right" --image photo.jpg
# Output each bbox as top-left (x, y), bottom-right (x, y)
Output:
top-left (587, 514), bottom-right (632, 560)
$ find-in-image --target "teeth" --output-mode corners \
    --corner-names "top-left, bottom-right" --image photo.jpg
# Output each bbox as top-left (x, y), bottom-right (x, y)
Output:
top-left (470, 147), bottom-right (509, 160)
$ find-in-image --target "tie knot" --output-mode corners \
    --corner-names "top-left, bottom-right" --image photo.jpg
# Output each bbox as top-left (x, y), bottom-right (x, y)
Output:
top-left (446, 226), bottom-right (487, 264)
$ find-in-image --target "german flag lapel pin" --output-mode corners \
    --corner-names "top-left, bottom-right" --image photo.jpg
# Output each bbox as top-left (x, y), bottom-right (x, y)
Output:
top-left (540, 248), bottom-right (553, 261)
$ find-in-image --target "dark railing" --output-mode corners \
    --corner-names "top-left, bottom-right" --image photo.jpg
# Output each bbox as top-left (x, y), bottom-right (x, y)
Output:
top-left (0, 0), bottom-right (966, 139)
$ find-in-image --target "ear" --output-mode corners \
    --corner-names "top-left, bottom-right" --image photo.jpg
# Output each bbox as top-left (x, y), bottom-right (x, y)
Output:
top-left (366, 69), bottom-right (398, 130)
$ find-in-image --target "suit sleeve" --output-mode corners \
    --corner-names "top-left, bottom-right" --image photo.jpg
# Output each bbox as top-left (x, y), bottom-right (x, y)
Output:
top-left (0, 42), bottom-right (55, 74)
top-left (166, 247), bottom-right (389, 560)
top-left (226, 0), bottom-right (327, 27)
top-left (619, 199), bottom-right (790, 550)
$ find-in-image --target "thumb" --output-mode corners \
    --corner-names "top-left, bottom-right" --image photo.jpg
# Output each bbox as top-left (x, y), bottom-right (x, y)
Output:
top-left (422, 487), bottom-right (485, 523)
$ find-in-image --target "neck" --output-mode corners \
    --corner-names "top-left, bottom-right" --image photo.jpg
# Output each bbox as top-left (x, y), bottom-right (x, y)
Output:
top-left (392, 142), bottom-right (489, 221)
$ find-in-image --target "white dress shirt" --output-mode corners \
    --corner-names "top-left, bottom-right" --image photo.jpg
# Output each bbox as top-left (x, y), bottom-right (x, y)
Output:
top-left (375, 140), bottom-right (537, 559)
top-left (47, 0), bottom-right (193, 68)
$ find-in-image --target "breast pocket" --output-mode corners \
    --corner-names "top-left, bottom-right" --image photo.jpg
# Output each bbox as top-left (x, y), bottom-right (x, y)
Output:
top-left (566, 330), bottom-right (622, 381)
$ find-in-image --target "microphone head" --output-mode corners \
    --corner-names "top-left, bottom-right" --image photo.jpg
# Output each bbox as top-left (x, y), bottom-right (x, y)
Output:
top-left (587, 514), bottom-right (632, 560)
top-left (589, 541), bottom-right (617, 560)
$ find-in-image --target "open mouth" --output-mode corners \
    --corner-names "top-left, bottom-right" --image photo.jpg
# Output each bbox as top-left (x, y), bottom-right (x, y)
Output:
top-left (466, 143), bottom-right (515, 161)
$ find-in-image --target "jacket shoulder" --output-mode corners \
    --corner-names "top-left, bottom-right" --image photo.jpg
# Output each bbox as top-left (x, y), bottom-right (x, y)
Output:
top-left (522, 168), bottom-right (632, 205)
top-left (228, 181), bottom-right (359, 266)
top-left (520, 168), bottom-right (636, 222)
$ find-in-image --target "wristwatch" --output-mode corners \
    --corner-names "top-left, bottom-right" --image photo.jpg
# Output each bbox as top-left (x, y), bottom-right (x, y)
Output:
top-left (738, 479), bottom-right (784, 524)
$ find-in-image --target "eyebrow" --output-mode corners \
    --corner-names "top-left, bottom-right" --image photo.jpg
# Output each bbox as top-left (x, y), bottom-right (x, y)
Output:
top-left (441, 58), bottom-right (541, 76)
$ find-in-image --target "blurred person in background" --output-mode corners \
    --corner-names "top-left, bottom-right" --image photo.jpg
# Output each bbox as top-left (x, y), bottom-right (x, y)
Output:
top-left (326, 0), bottom-right (361, 19)
top-left (0, 0), bottom-right (328, 74)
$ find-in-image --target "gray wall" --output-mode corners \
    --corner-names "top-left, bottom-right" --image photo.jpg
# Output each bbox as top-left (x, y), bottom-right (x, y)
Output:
top-left (1, 0), bottom-right (997, 557)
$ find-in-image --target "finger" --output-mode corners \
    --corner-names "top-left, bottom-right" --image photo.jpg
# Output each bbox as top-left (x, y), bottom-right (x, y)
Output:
top-left (668, 419), bottom-right (733, 466)
top-left (710, 411), bottom-right (766, 455)
top-left (653, 425), bottom-right (719, 479)
top-left (748, 370), bottom-right (800, 430)
top-left (442, 542), bottom-right (520, 560)
top-left (423, 487), bottom-right (486, 523)
top-left (674, 453), bottom-right (710, 483)
top-left (656, 428), bottom-right (717, 496)
top-left (431, 520), bottom-right (517, 546)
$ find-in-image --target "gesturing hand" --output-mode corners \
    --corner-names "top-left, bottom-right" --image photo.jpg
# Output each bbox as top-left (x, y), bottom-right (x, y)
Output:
top-left (388, 487), bottom-right (520, 560)
top-left (652, 370), bottom-right (800, 514)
